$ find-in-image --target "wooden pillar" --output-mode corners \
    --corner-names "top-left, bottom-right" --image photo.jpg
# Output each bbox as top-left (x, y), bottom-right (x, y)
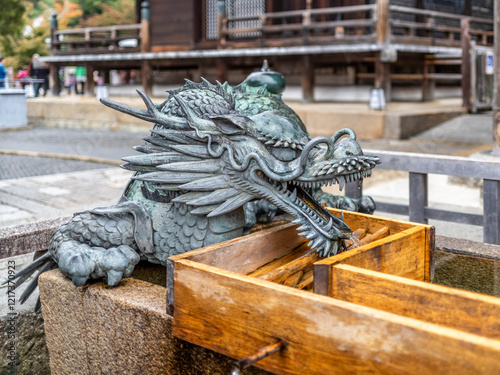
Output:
top-left (461, 18), bottom-right (472, 112)
top-left (493, 0), bottom-right (500, 153)
top-left (301, 55), bottom-right (315, 103)
top-left (141, 1), bottom-right (152, 96)
top-left (422, 59), bottom-right (435, 102)
top-left (216, 59), bottom-right (227, 83)
top-left (85, 64), bottom-right (94, 96)
top-left (50, 64), bottom-right (61, 96)
top-left (217, 0), bottom-right (227, 49)
top-left (376, 0), bottom-right (390, 45)
top-left (375, 53), bottom-right (391, 101)
top-left (375, 0), bottom-right (391, 102)
top-left (142, 61), bottom-right (153, 97)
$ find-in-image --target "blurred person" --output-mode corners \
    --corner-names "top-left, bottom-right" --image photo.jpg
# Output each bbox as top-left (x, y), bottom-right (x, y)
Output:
top-left (75, 66), bottom-right (86, 94)
top-left (16, 66), bottom-right (28, 88)
top-left (64, 70), bottom-right (77, 95)
top-left (29, 54), bottom-right (50, 97)
top-left (0, 58), bottom-right (8, 88)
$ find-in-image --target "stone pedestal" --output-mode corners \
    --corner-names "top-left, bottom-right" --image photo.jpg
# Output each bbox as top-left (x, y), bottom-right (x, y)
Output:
top-left (39, 267), bottom-right (269, 375)
top-left (0, 89), bottom-right (27, 128)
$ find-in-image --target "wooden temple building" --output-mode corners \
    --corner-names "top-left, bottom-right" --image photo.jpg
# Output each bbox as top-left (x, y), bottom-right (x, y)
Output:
top-left (44, 0), bottom-right (494, 108)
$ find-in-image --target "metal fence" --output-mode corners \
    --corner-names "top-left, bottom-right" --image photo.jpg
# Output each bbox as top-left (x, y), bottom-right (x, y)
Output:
top-left (346, 150), bottom-right (500, 245)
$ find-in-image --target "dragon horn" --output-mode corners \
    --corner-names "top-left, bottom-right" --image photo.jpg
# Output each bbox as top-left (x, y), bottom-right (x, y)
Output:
top-left (100, 89), bottom-right (188, 129)
top-left (172, 95), bottom-right (218, 132)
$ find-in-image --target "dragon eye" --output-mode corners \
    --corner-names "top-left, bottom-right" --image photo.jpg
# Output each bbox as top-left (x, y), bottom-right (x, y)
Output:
top-left (269, 147), bottom-right (298, 162)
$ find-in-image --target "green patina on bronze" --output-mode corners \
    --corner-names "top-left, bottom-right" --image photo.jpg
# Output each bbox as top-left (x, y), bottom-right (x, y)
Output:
top-left (7, 73), bottom-right (379, 304)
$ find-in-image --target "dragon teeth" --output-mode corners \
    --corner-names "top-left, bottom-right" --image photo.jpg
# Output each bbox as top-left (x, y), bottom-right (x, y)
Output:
top-left (311, 237), bottom-right (323, 249)
top-left (306, 232), bottom-right (318, 240)
top-left (338, 176), bottom-right (345, 191)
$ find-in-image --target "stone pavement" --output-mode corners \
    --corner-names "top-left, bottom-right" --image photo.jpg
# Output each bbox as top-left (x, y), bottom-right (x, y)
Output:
top-left (0, 168), bottom-right (131, 228)
top-left (0, 127), bottom-right (146, 228)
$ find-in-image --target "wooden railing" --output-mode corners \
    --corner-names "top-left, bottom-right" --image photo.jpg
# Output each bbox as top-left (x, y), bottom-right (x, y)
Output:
top-left (346, 150), bottom-right (500, 245)
top-left (220, 4), bottom-right (377, 48)
top-left (51, 24), bottom-right (142, 55)
top-left (389, 5), bottom-right (494, 47)
top-left (217, 2), bottom-right (493, 49)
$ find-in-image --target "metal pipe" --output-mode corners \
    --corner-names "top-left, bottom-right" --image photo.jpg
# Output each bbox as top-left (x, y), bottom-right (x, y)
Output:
top-left (231, 340), bottom-right (285, 375)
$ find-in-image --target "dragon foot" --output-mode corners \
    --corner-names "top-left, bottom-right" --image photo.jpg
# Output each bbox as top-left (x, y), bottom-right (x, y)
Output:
top-left (56, 242), bottom-right (140, 286)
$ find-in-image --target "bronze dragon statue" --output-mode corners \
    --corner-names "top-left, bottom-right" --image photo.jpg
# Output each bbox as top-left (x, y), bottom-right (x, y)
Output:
top-left (6, 74), bottom-right (379, 308)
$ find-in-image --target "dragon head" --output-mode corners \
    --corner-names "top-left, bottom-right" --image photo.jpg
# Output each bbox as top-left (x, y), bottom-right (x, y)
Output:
top-left (102, 80), bottom-right (379, 256)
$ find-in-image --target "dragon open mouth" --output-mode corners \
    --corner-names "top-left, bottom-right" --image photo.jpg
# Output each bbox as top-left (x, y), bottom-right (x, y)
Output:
top-left (255, 149), bottom-right (380, 257)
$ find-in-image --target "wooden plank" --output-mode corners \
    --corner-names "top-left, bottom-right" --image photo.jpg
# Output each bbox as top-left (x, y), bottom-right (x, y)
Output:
top-left (330, 264), bottom-right (500, 340)
top-left (328, 208), bottom-right (416, 234)
top-left (424, 225), bottom-right (434, 281)
top-left (169, 223), bottom-right (305, 275)
top-left (424, 59), bottom-right (462, 65)
top-left (314, 225), bottom-right (428, 295)
top-left (173, 260), bottom-right (500, 375)
top-left (247, 242), bottom-right (312, 278)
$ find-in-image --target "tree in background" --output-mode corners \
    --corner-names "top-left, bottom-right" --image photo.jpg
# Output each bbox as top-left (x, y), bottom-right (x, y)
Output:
top-left (1, 0), bottom-right (135, 71)
top-left (69, 0), bottom-right (134, 28)
top-left (1, 1), bottom-right (48, 71)
top-left (0, 0), bottom-right (26, 58)
top-left (83, 0), bottom-right (135, 27)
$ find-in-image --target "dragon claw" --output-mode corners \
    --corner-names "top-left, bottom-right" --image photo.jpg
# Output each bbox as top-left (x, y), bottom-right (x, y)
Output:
top-left (72, 276), bottom-right (89, 287)
top-left (107, 270), bottom-right (124, 286)
top-left (54, 240), bottom-right (140, 287)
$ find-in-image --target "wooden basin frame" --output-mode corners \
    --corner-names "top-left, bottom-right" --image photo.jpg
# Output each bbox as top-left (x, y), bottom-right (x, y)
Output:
top-left (167, 210), bottom-right (500, 374)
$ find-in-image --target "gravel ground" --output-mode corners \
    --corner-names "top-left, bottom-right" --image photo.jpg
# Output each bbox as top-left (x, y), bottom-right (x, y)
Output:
top-left (0, 154), bottom-right (115, 180)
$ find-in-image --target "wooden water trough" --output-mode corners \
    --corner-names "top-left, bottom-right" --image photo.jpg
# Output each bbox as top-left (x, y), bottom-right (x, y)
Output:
top-left (167, 209), bottom-right (500, 374)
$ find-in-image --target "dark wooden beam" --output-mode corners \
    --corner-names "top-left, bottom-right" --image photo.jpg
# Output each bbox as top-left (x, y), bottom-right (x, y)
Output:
top-left (216, 58), bottom-right (228, 83)
top-left (85, 64), bottom-right (94, 95)
top-left (375, 52), bottom-right (391, 102)
top-left (422, 59), bottom-right (435, 102)
top-left (49, 64), bottom-right (61, 96)
top-left (141, 60), bottom-right (153, 97)
top-left (301, 54), bottom-right (315, 103)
